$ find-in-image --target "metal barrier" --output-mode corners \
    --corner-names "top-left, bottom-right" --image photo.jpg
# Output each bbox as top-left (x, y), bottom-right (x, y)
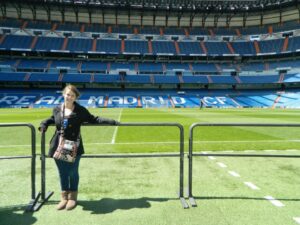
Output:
top-left (39, 123), bottom-right (189, 210)
top-left (188, 123), bottom-right (300, 207)
top-left (0, 123), bottom-right (38, 212)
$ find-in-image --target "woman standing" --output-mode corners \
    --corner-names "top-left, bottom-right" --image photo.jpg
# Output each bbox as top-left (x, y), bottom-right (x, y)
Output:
top-left (39, 84), bottom-right (119, 210)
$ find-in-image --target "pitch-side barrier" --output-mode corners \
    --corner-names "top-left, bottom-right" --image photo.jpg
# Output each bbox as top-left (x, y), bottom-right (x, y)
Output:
top-left (0, 123), bottom-right (38, 212)
top-left (188, 123), bottom-right (300, 207)
top-left (37, 123), bottom-right (189, 210)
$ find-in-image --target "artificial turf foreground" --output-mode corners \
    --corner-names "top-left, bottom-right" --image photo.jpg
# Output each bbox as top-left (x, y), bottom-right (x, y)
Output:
top-left (1, 108), bottom-right (300, 225)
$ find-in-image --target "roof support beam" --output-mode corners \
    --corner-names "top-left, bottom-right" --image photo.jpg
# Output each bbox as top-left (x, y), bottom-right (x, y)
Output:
top-left (13, 2), bottom-right (22, 19)
top-left (0, 2), bottom-right (7, 18)
top-left (189, 12), bottom-right (196, 27)
top-left (201, 13), bottom-right (208, 27)
top-left (29, 4), bottom-right (37, 20)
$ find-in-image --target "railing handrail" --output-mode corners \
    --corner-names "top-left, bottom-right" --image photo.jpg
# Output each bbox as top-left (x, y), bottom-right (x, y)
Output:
top-left (0, 122), bottom-right (36, 212)
top-left (190, 122), bottom-right (300, 129)
top-left (40, 122), bottom-right (188, 209)
top-left (188, 122), bottom-right (300, 207)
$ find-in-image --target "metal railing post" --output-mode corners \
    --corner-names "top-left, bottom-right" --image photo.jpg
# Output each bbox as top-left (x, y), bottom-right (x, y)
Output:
top-left (188, 123), bottom-right (196, 207)
top-left (34, 131), bottom-right (54, 211)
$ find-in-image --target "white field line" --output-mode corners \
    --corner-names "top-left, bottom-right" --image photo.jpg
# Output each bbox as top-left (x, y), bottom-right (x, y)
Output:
top-left (293, 217), bottom-right (300, 224)
top-left (264, 196), bottom-right (285, 207)
top-left (228, 171), bottom-right (241, 177)
top-left (111, 108), bottom-right (123, 144)
top-left (244, 182), bottom-right (260, 190)
top-left (208, 156), bottom-right (216, 160)
top-left (217, 162), bottom-right (227, 168)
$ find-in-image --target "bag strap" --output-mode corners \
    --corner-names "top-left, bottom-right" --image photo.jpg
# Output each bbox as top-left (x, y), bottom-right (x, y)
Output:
top-left (60, 104), bottom-right (65, 136)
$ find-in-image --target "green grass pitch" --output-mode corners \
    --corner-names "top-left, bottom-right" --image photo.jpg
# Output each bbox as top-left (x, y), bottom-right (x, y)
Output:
top-left (1, 108), bottom-right (300, 225)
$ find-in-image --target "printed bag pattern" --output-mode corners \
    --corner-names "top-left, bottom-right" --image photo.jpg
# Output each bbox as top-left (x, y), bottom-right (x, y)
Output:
top-left (53, 136), bottom-right (78, 163)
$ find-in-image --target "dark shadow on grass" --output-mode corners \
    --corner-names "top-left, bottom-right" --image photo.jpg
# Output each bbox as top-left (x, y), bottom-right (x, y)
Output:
top-left (80, 197), bottom-right (172, 214)
top-left (0, 205), bottom-right (37, 225)
top-left (194, 196), bottom-right (300, 201)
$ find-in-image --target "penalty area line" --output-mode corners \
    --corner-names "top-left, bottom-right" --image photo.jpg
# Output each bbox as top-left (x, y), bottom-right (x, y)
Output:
top-left (293, 217), bottom-right (300, 224)
top-left (244, 181), bottom-right (260, 190)
top-left (228, 171), bottom-right (240, 177)
top-left (264, 196), bottom-right (284, 207)
top-left (111, 108), bottom-right (123, 144)
top-left (217, 162), bottom-right (227, 168)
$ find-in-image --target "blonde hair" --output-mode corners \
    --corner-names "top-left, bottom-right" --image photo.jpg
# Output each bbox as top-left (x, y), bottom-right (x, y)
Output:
top-left (63, 84), bottom-right (80, 98)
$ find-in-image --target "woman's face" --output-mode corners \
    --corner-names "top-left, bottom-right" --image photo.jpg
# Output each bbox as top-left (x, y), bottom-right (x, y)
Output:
top-left (63, 88), bottom-right (77, 105)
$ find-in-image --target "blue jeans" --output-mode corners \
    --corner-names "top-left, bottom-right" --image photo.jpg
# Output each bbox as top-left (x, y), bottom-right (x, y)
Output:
top-left (54, 156), bottom-right (81, 191)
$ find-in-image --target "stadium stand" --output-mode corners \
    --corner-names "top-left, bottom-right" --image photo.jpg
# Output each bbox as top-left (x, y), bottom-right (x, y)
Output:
top-left (0, 0), bottom-right (300, 108)
top-left (2, 33), bottom-right (299, 57)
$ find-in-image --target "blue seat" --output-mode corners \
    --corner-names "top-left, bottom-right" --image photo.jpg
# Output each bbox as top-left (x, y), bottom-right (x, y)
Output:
top-left (110, 62), bottom-right (135, 71)
top-left (125, 75), bottom-right (151, 84)
top-left (62, 73), bottom-right (91, 83)
top-left (239, 75), bottom-right (279, 83)
top-left (139, 26), bottom-right (160, 35)
top-left (210, 75), bottom-right (237, 84)
top-left (165, 63), bottom-right (190, 71)
top-left (258, 39), bottom-right (284, 54)
top-left (153, 75), bottom-right (179, 84)
top-left (192, 63), bottom-right (218, 73)
top-left (177, 41), bottom-right (204, 55)
top-left (96, 39), bottom-right (121, 54)
top-left (28, 73), bottom-right (60, 82)
top-left (93, 74), bottom-right (120, 83)
top-left (205, 42), bottom-right (231, 55)
top-left (49, 60), bottom-right (79, 73)
top-left (231, 41), bottom-right (256, 55)
top-left (111, 26), bottom-right (133, 34)
top-left (34, 36), bottom-right (64, 51)
top-left (56, 22), bottom-right (81, 32)
top-left (240, 25), bottom-right (268, 35)
top-left (287, 36), bottom-right (300, 52)
top-left (66, 38), bottom-right (93, 52)
top-left (0, 35), bottom-right (33, 50)
top-left (182, 76), bottom-right (209, 84)
top-left (152, 41), bottom-right (177, 55)
top-left (124, 40), bottom-right (148, 54)
top-left (17, 59), bottom-right (48, 71)
top-left (0, 72), bottom-right (26, 81)
top-left (163, 27), bottom-right (185, 35)
top-left (27, 20), bottom-right (52, 30)
top-left (138, 63), bottom-right (163, 74)
top-left (85, 24), bottom-right (107, 33)
top-left (81, 61), bottom-right (107, 73)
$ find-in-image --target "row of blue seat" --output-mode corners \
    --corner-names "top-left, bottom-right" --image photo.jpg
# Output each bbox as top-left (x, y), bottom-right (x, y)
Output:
top-left (1, 18), bottom-right (299, 36)
top-left (1, 59), bottom-right (299, 73)
top-left (1, 72), bottom-right (299, 84)
top-left (1, 35), bottom-right (300, 56)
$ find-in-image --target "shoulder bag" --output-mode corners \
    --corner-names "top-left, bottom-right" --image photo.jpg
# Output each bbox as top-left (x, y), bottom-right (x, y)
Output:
top-left (53, 104), bottom-right (79, 163)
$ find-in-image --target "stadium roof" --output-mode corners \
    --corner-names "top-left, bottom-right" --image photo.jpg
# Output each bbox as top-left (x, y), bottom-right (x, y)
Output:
top-left (1, 0), bottom-right (298, 13)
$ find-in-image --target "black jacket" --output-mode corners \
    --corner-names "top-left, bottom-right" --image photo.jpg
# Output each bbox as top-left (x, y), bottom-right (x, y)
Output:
top-left (39, 102), bottom-right (118, 157)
